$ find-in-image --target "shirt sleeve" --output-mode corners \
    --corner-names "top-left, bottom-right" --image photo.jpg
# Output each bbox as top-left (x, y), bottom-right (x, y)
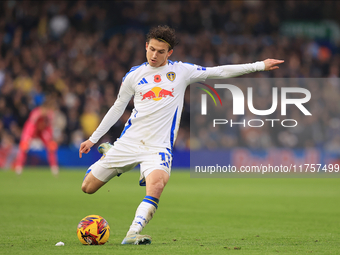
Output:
top-left (182, 63), bottom-right (210, 85)
top-left (88, 78), bottom-right (134, 144)
top-left (184, 61), bottom-right (265, 84)
top-left (205, 61), bottom-right (265, 79)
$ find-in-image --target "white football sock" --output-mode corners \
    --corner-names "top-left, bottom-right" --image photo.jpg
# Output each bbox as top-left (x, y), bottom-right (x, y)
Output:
top-left (127, 196), bottom-right (159, 235)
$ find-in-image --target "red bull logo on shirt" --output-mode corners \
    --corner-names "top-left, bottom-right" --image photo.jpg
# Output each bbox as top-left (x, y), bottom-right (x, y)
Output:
top-left (141, 87), bottom-right (174, 101)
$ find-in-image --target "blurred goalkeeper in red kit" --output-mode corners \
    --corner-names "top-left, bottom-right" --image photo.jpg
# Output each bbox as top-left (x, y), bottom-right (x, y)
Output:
top-left (14, 97), bottom-right (59, 175)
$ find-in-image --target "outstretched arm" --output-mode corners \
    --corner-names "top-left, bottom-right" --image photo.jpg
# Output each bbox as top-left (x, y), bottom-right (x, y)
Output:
top-left (205, 59), bottom-right (284, 79)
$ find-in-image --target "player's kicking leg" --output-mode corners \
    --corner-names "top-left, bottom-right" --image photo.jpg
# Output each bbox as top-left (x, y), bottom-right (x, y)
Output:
top-left (97, 142), bottom-right (112, 154)
top-left (121, 169), bottom-right (169, 245)
top-left (81, 160), bottom-right (126, 194)
top-left (81, 142), bottom-right (117, 194)
top-left (81, 169), bottom-right (106, 194)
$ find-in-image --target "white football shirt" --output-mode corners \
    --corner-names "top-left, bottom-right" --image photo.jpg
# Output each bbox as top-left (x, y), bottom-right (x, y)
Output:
top-left (89, 60), bottom-right (265, 150)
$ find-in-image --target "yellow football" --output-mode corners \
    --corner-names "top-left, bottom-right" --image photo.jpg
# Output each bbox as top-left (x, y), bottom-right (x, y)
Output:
top-left (77, 215), bottom-right (110, 245)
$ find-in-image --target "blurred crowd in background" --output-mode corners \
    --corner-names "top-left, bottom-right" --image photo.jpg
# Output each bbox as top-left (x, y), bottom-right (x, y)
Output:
top-left (1, 0), bottom-right (340, 163)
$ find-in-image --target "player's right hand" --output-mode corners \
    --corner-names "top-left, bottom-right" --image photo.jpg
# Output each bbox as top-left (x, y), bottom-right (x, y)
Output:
top-left (79, 140), bottom-right (95, 158)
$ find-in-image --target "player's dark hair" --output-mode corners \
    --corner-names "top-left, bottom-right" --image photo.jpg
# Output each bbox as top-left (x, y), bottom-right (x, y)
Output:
top-left (146, 25), bottom-right (179, 51)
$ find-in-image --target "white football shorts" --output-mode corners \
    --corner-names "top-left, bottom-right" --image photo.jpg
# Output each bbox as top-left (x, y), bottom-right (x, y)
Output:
top-left (90, 140), bottom-right (172, 185)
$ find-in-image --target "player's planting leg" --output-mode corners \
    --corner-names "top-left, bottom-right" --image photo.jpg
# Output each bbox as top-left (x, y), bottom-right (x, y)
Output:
top-left (122, 170), bottom-right (169, 245)
top-left (121, 196), bottom-right (158, 245)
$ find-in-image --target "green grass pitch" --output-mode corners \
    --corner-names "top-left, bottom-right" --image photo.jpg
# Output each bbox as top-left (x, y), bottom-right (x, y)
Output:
top-left (0, 168), bottom-right (339, 254)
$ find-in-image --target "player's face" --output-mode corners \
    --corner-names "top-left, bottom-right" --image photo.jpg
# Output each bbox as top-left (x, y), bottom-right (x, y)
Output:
top-left (146, 39), bottom-right (173, 67)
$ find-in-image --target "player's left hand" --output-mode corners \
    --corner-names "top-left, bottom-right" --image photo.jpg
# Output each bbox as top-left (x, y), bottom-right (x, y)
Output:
top-left (79, 140), bottom-right (95, 158)
top-left (263, 59), bottom-right (284, 71)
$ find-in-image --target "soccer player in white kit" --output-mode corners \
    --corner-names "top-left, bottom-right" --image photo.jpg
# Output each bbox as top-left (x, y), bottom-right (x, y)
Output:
top-left (79, 25), bottom-right (283, 245)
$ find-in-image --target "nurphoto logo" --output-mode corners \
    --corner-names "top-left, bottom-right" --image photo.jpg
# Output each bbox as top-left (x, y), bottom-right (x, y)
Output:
top-left (199, 83), bottom-right (312, 128)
